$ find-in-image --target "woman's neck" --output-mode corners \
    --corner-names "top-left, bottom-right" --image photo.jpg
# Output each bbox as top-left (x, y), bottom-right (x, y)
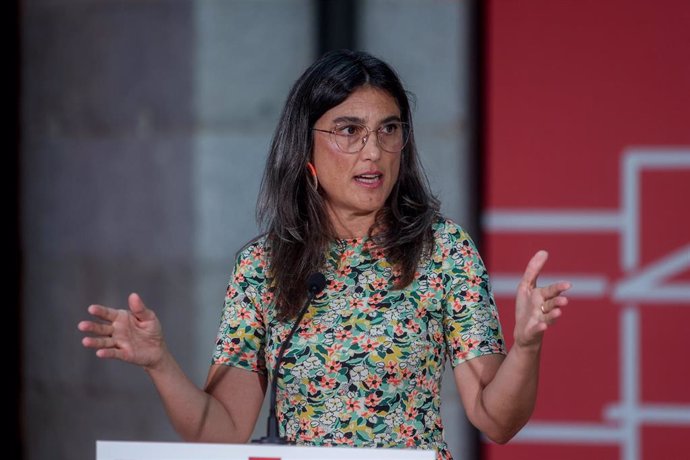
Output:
top-left (326, 205), bottom-right (377, 239)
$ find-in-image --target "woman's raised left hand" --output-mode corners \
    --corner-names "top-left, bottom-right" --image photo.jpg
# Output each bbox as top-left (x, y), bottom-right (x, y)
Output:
top-left (513, 250), bottom-right (571, 350)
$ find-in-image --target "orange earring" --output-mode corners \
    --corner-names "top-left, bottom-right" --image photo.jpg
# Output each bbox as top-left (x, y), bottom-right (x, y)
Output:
top-left (306, 162), bottom-right (318, 191)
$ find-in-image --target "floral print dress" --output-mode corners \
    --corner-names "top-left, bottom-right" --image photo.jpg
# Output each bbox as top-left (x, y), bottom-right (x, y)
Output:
top-left (212, 217), bottom-right (506, 460)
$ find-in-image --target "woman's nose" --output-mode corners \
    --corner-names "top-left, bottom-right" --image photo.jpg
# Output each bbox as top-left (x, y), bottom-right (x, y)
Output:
top-left (359, 132), bottom-right (382, 160)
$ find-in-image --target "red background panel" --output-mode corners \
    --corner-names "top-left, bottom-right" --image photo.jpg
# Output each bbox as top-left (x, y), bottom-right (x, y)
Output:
top-left (483, 0), bottom-right (690, 458)
top-left (484, 442), bottom-right (619, 460)
top-left (485, 0), bottom-right (690, 210)
top-left (639, 306), bottom-right (690, 403)
top-left (495, 296), bottom-right (620, 422)
top-left (641, 426), bottom-right (690, 460)
top-left (484, 233), bottom-right (621, 276)
top-left (639, 170), bottom-right (690, 267)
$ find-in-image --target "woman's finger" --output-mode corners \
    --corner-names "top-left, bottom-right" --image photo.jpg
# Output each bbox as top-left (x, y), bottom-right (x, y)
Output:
top-left (540, 281), bottom-right (572, 300)
top-left (540, 304), bottom-right (563, 322)
top-left (86, 304), bottom-right (120, 322)
top-left (519, 250), bottom-right (549, 289)
top-left (128, 293), bottom-right (156, 321)
top-left (81, 335), bottom-right (117, 350)
top-left (540, 294), bottom-right (569, 313)
top-left (77, 320), bottom-right (114, 337)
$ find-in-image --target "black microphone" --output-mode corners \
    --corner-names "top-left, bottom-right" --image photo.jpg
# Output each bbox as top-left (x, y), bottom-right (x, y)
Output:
top-left (252, 272), bottom-right (327, 444)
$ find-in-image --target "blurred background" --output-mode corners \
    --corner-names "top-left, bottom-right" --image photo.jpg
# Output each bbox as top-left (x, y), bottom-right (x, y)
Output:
top-left (13, 1), bottom-right (690, 460)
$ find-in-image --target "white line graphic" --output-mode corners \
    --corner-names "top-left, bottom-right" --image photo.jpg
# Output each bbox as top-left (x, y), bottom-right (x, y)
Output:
top-left (491, 275), bottom-right (609, 298)
top-left (483, 210), bottom-right (622, 232)
top-left (614, 245), bottom-right (690, 302)
top-left (483, 148), bottom-right (690, 459)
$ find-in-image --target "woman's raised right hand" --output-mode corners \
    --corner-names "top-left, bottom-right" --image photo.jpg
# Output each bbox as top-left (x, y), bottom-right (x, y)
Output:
top-left (78, 292), bottom-right (167, 370)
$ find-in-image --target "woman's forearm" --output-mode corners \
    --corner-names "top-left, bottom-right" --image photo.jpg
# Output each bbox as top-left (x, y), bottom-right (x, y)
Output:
top-left (143, 350), bottom-right (246, 443)
top-left (475, 344), bottom-right (542, 444)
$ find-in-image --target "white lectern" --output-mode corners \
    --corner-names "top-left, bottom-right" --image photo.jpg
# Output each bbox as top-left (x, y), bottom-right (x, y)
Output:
top-left (96, 440), bottom-right (436, 460)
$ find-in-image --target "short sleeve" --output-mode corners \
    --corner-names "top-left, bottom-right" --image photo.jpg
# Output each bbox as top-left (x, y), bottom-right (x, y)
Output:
top-left (440, 221), bottom-right (506, 367)
top-left (211, 240), bottom-right (269, 375)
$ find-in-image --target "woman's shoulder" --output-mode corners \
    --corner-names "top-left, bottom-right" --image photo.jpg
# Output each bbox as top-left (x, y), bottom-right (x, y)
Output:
top-left (429, 215), bottom-right (485, 260)
top-left (233, 233), bottom-right (270, 264)
top-left (431, 215), bottom-right (474, 242)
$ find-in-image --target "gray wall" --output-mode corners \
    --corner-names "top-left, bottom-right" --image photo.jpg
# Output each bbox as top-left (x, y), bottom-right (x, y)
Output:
top-left (21, 1), bottom-right (477, 459)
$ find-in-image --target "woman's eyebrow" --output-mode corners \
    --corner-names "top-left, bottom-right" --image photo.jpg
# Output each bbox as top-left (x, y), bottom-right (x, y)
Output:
top-left (331, 114), bottom-right (402, 125)
top-left (379, 115), bottom-right (402, 124)
top-left (331, 116), bottom-right (366, 125)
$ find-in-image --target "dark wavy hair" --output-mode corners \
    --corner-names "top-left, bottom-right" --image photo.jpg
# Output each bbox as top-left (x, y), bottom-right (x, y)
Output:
top-left (257, 49), bottom-right (440, 319)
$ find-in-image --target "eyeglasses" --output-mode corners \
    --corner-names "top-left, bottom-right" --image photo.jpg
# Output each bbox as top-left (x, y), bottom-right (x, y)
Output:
top-left (312, 121), bottom-right (410, 154)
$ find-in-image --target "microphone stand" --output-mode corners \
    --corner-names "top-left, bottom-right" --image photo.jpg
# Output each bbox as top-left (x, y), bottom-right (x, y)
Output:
top-left (252, 273), bottom-right (326, 444)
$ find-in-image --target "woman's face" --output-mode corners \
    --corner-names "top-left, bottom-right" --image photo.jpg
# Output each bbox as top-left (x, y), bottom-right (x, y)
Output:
top-left (312, 86), bottom-right (402, 236)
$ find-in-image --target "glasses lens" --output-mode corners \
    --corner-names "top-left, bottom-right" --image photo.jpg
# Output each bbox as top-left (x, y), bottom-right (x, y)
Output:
top-left (377, 122), bottom-right (408, 152)
top-left (333, 124), bottom-right (367, 153)
top-left (330, 122), bottom-right (409, 153)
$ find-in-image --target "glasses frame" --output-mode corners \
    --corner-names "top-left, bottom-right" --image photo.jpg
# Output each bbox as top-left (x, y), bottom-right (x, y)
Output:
top-left (312, 121), bottom-right (410, 154)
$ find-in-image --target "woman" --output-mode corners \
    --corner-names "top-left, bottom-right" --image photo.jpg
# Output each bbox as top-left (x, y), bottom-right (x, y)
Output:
top-left (78, 49), bottom-right (570, 460)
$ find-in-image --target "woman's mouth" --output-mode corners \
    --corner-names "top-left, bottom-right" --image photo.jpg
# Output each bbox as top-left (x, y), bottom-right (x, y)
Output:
top-left (354, 173), bottom-right (383, 186)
